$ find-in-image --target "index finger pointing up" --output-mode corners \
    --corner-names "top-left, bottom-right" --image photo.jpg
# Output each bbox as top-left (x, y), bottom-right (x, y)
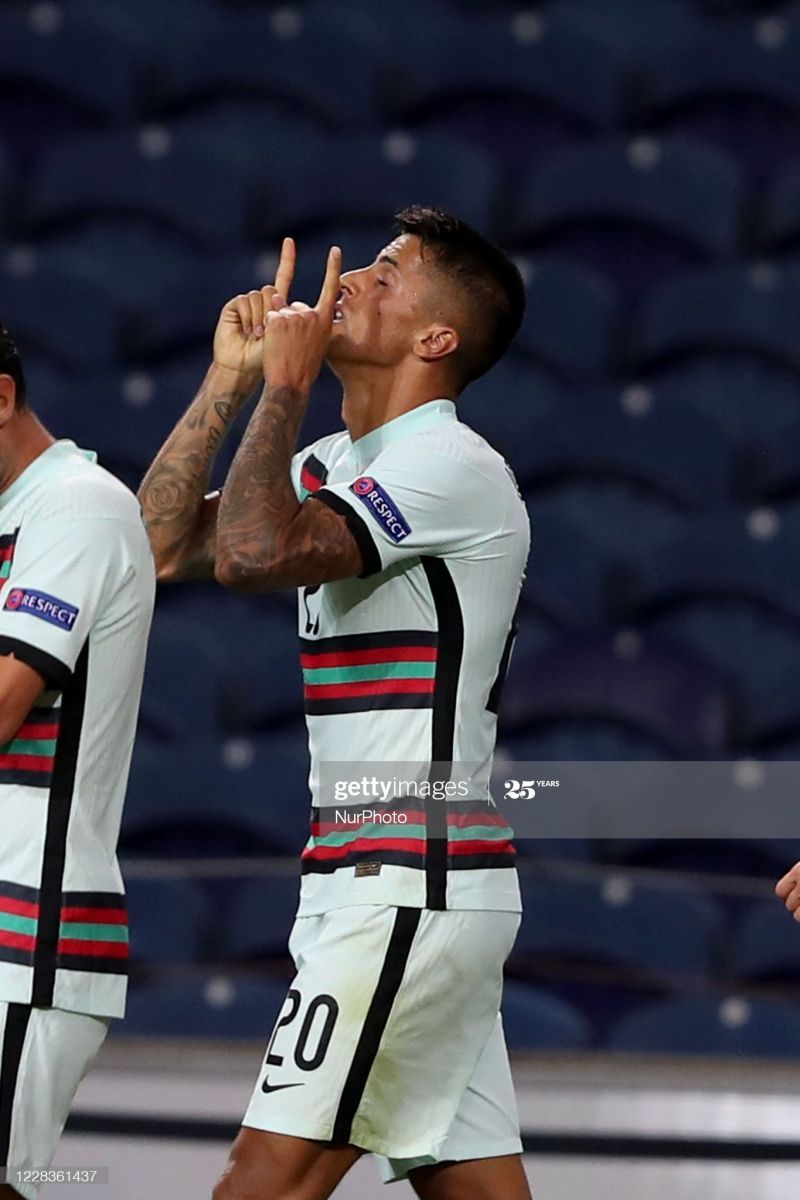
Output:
top-left (273, 236), bottom-right (297, 302)
top-left (315, 246), bottom-right (342, 320)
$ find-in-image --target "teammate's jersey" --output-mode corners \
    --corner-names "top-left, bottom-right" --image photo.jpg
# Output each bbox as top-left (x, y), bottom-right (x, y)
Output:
top-left (291, 399), bottom-right (529, 916)
top-left (0, 441), bottom-right (155, 1019)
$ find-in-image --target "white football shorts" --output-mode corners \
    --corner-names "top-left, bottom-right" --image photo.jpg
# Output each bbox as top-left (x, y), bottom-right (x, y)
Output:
top-left (243, 904), bottom-right (523, 1181)
top-left (0, 1002), bottom-right (108, 1200)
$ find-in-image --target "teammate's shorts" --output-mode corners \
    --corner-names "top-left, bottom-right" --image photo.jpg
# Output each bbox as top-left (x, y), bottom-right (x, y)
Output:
top-left (0, 1003), bottom-right (108, 1200)
top-left (243, 905), bottom-right (523, 1181)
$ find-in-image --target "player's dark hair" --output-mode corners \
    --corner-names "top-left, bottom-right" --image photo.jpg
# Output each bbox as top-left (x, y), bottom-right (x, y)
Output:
top-left (394, 205), bottom-right (526, 387)
top-left (0, 325), bottom-right (27, 410)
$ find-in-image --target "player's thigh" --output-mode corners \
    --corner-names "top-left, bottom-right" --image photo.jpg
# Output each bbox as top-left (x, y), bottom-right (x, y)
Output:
top-left (213, 1128), bottom-right (362, 1200)
top-left (0, 1002), bottom-right (108, 1200)
top-left (409, 1153), bottom-right (532, 1200)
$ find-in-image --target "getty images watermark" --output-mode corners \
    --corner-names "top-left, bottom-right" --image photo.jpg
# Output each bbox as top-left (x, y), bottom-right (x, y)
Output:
top-left (318, 759), bottom-right (800, 840)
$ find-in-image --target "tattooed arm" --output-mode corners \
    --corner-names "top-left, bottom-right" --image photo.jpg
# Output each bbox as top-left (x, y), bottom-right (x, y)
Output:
top-left (215, 382), bottom-right (362, 591)
top-left (138, 239), bottom-right (298, 582)
top-left (215, 245), bottom-right (362, 591)
top-left (137, 365), bottom-right (251, 581)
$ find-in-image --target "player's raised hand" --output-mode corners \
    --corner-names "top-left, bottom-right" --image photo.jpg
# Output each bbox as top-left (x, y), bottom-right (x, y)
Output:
top-left (262, 245), bottom-right (342, 394)
top-left (213, 237), bottom-right (297, 381)
top-left (775, 863), bottom-right (800, 920)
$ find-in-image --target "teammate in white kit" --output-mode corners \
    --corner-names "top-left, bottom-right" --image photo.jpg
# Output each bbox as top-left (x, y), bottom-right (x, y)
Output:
top-left (139, 208), bottom-right (530, 1200)
top-left (0, 327), bottom-right (155, 1200)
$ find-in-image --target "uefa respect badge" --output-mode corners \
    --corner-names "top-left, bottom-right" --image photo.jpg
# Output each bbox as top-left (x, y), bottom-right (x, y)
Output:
top-left (350, 477), bottom-right (411, 543)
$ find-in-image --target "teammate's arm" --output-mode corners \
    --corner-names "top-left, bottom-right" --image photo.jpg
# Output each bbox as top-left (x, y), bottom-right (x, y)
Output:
top-left (138, 239), bottom-right (297, 582)
top-left (0, 656), bottom-right (44, 744)
top-left (216, 246), bottom-right (364, 592)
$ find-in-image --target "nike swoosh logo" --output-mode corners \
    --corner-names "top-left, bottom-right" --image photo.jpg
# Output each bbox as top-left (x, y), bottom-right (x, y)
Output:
top-left (261, 1077), bottom-right (305, 1094)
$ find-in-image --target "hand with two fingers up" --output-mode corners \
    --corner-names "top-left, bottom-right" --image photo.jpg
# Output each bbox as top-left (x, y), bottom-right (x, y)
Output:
top-left (213, 236), bottom-right (298, 387)
top-left (262, 245), bottom-right (342, 395)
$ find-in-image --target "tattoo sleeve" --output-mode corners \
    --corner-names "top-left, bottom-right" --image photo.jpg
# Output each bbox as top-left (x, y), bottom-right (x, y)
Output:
top-left (216, 385), bottom-right (362, 591)
top-left (137, 364), bottom-right (254, 581)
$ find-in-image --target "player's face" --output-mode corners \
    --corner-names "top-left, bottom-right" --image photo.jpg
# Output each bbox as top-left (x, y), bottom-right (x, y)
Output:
top-left (327, 235), bottom-right (436, 369)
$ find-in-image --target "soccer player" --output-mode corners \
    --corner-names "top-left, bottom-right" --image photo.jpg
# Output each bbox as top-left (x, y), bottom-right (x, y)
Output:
top-left (139, 208), bottom-right (531, 1200)
top-left (0, 327), bottom-right (155, 1200)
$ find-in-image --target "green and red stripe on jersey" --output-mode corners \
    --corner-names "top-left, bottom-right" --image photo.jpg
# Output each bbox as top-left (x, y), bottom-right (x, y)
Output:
top-left (299, 454), bottom-right (329, 501)
top-left (301, 799), bottom-right (515, 874)
top-left (0, 883), bottom-right (127, 974)
top-left (0, 880), bottom-right (39, 967)
top-left (57, 891), bottom-right (128, 975)
top-left (0, 695), bottom-right (61, 787)
top-left (300, 630), bottom-right (438, 715)
top-left (0, 528), bottom-right (19, 588)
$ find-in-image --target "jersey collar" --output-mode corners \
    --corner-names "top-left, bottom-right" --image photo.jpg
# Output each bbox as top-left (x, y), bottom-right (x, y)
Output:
top-left (0, 440), bottom-right (96, 511)
top-left (350, 399), bottom-right (457, 473)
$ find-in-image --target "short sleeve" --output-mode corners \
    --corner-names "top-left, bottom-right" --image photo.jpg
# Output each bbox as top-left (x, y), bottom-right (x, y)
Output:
top-left (0, 515), bottom-right (127, 687)
top-left (312, 442), bottom-right (504, 577)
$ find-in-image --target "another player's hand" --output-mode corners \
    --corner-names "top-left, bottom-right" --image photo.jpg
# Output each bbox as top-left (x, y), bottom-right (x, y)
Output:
top-left (213, 237), bottom-right (297, 382)
top-left (262, 246), bottom-right (342, 395)
top-left (775, 863), bottom-right (800, 920)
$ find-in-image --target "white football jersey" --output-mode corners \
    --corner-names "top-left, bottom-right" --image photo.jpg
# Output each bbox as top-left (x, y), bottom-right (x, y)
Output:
top-left (0, 441), bottom-right (154, 1018)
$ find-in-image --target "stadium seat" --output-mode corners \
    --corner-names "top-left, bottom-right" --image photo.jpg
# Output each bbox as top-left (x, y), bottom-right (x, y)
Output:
top-left (499, 722), bottom-right (673, 763)
top-left (455, 361), bottom-right (562, 462)
top-left (140, 615), bottom-right (224, 742)
top-left (500, 982), bottom-right (592, 1051)
top-left (639, 12), bottom-right (800, 180)
top-left (25, 129), bottom-right (251, 250)
top-left (730, 899), bottom-right (800, 982)
top-left (153, 9), bottom-right (381, 126)
top-left (125, 877), bottom-right (211, 965)
top-left (607, 995), bottom-right (800, 1058)
top-left (748, 411), bottom-right (800, 502)
top-left (646, 600), bottom-right (800, 746)
top-left (635, 264), bottom-right (800, 376)
top-left (514, 258), bottom-right (619, 380)
top-left (515, 390), bottom-right (733, 505)
top-left (511, 137), bottom-right (745, 276)
top-left (227, 876), bottom-right (302, 961)
top-left (632, 506), bottom-right (800, 624)
top-left (122, 732), bottom-right (312, 858)
top-left (763, 159), bottom-right (800, 252)
top-left (0, 260), bottom-right (119, 371)
top-left (382, 13), bottom-right (626, 174)
top-left (219, 603), bottom-right (304, 732)
top-left (500, 633), bottom-right (733, 753)
top-left (123, 975), bottom-right (289, 1038)
top-left (248, 131), bottom-right (502, 243)
top-left (624, 360), bottom-right (800, 452)
top-left (514, 876), bottom-right (724, 977)
top-left (0, 7), bottom-right (142, 128)
top-left (529, 485), bottom-right (689, 595)
top-left (516, 513), bottom-right (615, 630)
top-left (36, 223), bottom-right (200, 310)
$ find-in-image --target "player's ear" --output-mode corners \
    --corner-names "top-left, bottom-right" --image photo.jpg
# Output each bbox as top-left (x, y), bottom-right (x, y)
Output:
top-left (0, 375), bottom-right (17, 427)
top-left (413, 324), bottom-right (459, 364)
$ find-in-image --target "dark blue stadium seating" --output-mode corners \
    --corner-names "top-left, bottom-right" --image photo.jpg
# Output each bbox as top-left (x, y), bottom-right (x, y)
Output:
top-left (501, 981), bottom-right (592, 1051)
top-left (123, 975), bottom-right (289, 1038)
top-left (608, 995), bottom-right (800, 1057)
top-left (514, 876), bottom-right (724, 977)
top-left (501, 633), bottom-right (733, 752)
top-left (4, 0), bottom-right (800, 1053)
top-left (511, 137), bottom-right (745, 294)
top-left (730, 898), bottom-right (800, 981)
top-left (636, 263), bottom-right (800, 375)
top-left (227, 876), bottom-right (302, 961)
top-left (514, 259), bottom-right (619, 380)
top-left (126, 877), bottom-right (211, 965)
top-left (26, 129), bottom-right (252, 250)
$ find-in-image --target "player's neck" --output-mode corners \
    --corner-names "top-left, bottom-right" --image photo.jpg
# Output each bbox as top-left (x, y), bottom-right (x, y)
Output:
top-left (0, 413), bottom-right (55, 495)
top-left (340, 367), bottom-right (454, 443)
